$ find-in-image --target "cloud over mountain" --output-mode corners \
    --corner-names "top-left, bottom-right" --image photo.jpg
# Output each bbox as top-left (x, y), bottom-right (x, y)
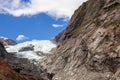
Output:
top-left (16, 35), bottom-right (29, 41)
top-left (0, 0), bottom-right (87, 19)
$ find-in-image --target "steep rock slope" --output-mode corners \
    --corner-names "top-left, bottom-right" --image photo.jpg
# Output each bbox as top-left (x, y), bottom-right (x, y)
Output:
top-left (46, 0), bottom-right (120, 80)
top-left (0, 60), bottom-right (48, 80)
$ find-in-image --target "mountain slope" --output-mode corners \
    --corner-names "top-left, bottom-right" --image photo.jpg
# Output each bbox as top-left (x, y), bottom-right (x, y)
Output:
top-left (45, 0), bottom-right (120, 80)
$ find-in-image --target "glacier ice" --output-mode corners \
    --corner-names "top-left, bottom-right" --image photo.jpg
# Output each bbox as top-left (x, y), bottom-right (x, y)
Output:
top-left (5, 40), bottom-right (56, 62)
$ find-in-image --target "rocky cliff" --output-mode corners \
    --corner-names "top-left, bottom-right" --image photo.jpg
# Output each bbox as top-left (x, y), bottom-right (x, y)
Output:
top-left (45, 0), bottom-right (120, 80)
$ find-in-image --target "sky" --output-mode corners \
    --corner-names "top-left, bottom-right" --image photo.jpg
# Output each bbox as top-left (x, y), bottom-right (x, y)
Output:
top-left (0, 0), bottom-right (87, 43)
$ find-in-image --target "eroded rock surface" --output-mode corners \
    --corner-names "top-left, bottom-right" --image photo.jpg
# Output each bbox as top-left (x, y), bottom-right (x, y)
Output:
top-left (44, 0), bottom-right (120, 80)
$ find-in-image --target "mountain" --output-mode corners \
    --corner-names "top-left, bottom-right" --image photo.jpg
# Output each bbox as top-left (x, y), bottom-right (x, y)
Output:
top-left (0, 36), bottom-right (56, 63)
top-left (0, 36), bottom-right (17, 46)
top-left (0, 42), bottom-right (47, 80)
top-left (0, 37), bottom-right (56, 80)
top-left (44, 0), bottom-right (120, 80)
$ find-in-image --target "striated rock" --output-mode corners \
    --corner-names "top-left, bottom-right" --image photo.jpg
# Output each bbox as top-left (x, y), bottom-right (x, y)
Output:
top-left (44, 0), bottom-right (120, 80)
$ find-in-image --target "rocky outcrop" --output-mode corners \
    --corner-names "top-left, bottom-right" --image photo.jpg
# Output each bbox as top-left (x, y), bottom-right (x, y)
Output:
top-left (0, 36), bottom-right (17, 46)
top-left (45, 0), bottom-right (120, 80)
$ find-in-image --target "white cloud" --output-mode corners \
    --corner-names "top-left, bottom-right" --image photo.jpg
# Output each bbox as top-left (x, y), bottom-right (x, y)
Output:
top-left (0, 0), bottom-right (87, 19)
top-left (16, 35), bottom-right (29, 41)
top-left (52, 24), bottom-right (63, 28)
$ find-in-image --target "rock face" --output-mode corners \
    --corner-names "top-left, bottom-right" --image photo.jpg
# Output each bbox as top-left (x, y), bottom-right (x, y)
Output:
top-left (0, 36), bottom-right (17, 46)
top-left (45, 0), bottom-right (120, 80)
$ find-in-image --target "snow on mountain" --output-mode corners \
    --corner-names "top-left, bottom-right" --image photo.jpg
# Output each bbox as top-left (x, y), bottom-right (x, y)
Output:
top-left (0, 36), bottom-right (17, 46)
top-left (5, 40), bottom-right (56, 62)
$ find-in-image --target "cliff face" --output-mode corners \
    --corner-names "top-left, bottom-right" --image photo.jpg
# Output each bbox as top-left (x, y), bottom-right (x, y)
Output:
top-left (46, 0), bottom-right (120, 80)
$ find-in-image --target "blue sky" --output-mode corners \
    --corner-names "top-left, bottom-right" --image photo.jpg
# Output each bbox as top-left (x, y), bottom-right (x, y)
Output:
top-left (0, 0), bottom-right (86, 43)
top-left (0, 13), bottom-right (68, 42)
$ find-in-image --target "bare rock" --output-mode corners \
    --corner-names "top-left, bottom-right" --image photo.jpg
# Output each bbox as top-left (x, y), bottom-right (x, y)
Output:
top-left (44, 0), bottom-right (120, 80)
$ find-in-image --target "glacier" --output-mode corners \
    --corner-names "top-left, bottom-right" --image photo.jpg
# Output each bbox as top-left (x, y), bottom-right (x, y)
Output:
top-left (5, 40), bottom-right (56, 63)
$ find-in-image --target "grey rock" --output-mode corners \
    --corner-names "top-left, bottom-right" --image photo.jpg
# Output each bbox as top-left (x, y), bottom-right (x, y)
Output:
top-left (44, 0), bottom-right (120, 80)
